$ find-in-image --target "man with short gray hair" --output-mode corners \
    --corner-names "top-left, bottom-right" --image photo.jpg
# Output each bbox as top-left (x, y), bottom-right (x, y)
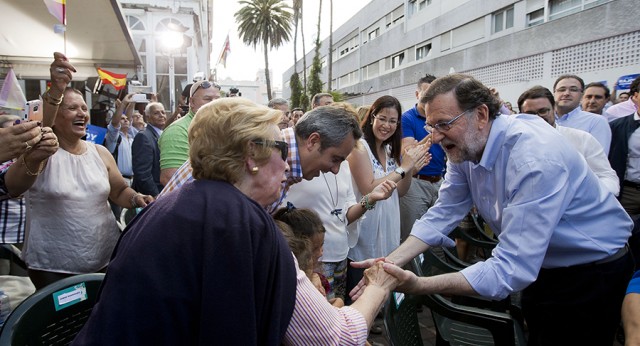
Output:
top-left (268, 98), bottom-right (290, 129)
top-left (160, 102), bottom-right (362, 199)
top-left (311, 93), bottom-right (334, 109)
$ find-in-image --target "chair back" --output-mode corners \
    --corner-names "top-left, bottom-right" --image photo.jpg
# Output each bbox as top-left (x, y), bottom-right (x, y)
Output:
top-left (384, 292), bottom-right (424, 346)
top-left (423, 293), bottom-right (526, 346)
top-left (0, 273), bottom-right (105, 345)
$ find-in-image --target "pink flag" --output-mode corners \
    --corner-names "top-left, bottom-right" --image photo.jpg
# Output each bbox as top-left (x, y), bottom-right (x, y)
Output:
top-left (0, 69), bottom-right (27, 111)
top-left (43, 0), bottom-right (66, 25)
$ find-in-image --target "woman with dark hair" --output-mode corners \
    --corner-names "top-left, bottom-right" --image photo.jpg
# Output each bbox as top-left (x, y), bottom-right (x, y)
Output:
top-left (346, 95), bottom-right (430, 296)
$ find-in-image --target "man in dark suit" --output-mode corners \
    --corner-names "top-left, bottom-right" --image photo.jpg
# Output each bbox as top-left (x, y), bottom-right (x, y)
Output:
top-left (609, 75), bottom-right (640, 267)
top-left (132, 102), bottom-right (166, 197)
top-left (609, 76), bottom-right (640, 215)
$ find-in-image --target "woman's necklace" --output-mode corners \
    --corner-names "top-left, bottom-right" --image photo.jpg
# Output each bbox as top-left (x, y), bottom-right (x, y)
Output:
top-left (322, 172), bottom-right (344, 223)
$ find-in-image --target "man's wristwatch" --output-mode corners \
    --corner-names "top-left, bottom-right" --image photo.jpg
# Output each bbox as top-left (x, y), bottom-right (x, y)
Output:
top-left (394, 167), bottom-right (405, 179)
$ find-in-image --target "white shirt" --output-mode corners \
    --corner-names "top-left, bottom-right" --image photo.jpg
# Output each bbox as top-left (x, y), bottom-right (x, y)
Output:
top-left (283, 161), bottom-right (360, 262)
top-left (556, 125), bottom-right (620, 196)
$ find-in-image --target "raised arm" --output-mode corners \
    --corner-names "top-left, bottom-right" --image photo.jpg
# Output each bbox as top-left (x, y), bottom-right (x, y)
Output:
top-left (42, 52), bottom-right (75, 128)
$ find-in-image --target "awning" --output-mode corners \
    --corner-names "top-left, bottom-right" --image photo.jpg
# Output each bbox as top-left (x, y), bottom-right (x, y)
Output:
top-left (0, 0), bottom-right (141, 80)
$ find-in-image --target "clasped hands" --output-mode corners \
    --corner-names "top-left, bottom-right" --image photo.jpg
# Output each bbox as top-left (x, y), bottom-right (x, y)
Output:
top-left (351, 257), bottom-right (420, 301)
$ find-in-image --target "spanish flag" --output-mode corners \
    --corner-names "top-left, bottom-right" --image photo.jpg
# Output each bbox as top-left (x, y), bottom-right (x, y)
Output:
top-left (97, 68), bottom-right (127, 91)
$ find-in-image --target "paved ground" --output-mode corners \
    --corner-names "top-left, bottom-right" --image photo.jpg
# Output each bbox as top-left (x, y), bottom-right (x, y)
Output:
top-left (368, 306), bottom-right (437, 346)
top-left (366, 303), bottom-right (625, 346)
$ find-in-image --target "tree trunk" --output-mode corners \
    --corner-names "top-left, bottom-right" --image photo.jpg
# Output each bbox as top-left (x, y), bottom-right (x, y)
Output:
top-left (301, 0), bottom-right (307, 96)
top-left (327, 0), bottom-right (333, 92)
top-left (293, 0), bottom-right (299, 74)
top-left (264, 40), bottom-right (272, 101)
top-left (316, 0), bottom-right (322, 89)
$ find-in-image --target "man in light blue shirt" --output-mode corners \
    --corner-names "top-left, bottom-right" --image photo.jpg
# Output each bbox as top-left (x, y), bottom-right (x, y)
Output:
top-left (355, 74), bottom-right (633, 345)
top-left (553, 74), bottom-right (612, 154)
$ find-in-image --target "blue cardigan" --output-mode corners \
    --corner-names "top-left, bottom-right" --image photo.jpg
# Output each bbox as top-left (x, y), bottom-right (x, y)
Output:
top-left (73, 179), bottom-right (297, 345)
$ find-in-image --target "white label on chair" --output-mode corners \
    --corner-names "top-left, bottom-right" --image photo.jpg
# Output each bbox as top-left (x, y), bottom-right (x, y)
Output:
top-left (53, 283), bottom-right (88, 311)
top-left (394, 292), bottom-right (405, 308)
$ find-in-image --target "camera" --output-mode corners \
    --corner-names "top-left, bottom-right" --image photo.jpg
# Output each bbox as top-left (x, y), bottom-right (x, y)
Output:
top-left (131, 93), bottom-right (150, 103)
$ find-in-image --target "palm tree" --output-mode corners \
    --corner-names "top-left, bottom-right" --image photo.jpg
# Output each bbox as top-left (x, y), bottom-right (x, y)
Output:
top-left (235, 0), bottom-right (292, 101)
top-left (299, 0), bottom-right (308, 100)
top-left (292, 0), bottom-right (301, 73)
top-left (327, 0), bottom-right (333, 92)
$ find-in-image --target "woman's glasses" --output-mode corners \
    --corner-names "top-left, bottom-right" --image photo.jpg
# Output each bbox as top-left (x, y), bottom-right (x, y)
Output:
top-left (253, 140), bottom-right (289, 161)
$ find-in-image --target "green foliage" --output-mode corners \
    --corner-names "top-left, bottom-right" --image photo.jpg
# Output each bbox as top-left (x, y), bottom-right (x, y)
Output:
top-left (307, 42), bottom-right (323, 100)
top-left (329, 90), bottom-right (343, 102)
top-left (289, 72), bottom-right (303, 109)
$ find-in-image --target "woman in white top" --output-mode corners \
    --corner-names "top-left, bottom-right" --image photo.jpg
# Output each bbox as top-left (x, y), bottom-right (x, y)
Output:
top-left (346, 95), bottom-right (430, 297)
top-left (5, 52), bottom-right (154, 289)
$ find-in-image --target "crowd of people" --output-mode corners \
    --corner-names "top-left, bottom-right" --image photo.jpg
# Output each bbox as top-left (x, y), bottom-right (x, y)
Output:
top-left (0, 50), bottom-right (639, 345)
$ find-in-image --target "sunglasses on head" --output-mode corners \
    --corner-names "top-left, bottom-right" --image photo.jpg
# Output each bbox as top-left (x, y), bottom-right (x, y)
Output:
top-left (252, 140), bottom-right (289, 162)
top-left (191, 81), bottom-right (220, 98)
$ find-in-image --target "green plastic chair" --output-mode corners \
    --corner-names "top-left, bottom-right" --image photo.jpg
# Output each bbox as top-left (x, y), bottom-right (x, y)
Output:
top-left (410, 248), bottom-right (526, 345)
top-left (384, 291), bottom-right (424, 346)
top-left (0, 273), bottom-right (105, 345)
top-left (423, 293), bottom-right (526, 346)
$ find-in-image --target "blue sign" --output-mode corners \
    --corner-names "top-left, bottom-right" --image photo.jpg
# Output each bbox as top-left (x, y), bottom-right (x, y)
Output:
top-left (85, 124), bottom-right (107, 144)
top-left (616, 74), bottom-right (640, 90)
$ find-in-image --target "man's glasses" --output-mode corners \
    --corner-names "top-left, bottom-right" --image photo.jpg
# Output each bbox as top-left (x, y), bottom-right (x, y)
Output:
top-left (372, 114), bottom-right (398, 126)
top-left (425, 109), bottom-right (472, 133)
top-left (191, 81), bottom-right (221, 97)
top-left (555, 87), bottom-right (582, 94)
top-left (523, 108), bottom-right (552, 117)
top-left (252, 140), bottom-right (289, 161)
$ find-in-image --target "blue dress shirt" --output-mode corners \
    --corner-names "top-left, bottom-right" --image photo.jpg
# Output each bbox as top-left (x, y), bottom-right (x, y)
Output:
top-left (411, 114), bottom-right (632, 299)
top-left (401, 105), bottom-right (446, 176)
top-left (556, 107), bottom-right (611, 154)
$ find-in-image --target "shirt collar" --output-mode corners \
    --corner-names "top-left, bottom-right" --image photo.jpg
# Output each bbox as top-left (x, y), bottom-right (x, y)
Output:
top-left (281, 127), bottom-right (303, 183)
top-left (555, 106), bottom-right (580, 121)
top-left (476, 114), bottom-right (509, 171)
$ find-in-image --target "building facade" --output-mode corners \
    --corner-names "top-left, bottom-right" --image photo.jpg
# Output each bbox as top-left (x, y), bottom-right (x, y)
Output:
top-left (119, 0), bottom-right (212, 111)
top-left (283, 0), bottom-right (639, 111)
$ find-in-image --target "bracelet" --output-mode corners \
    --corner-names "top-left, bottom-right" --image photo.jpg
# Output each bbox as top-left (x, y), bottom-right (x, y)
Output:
top-left (359, 194), bottom-right (376, 211)
top-left (130, 193), bottom-right (142, 209)
top-left (42, 91), bottom-right (64, 106)
top-left (20, 155), bottom-right (45, 176)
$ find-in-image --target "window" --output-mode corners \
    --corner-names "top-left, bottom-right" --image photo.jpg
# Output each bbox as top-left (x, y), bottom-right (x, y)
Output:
top-left (127, 16), bottom-right (145, 31)
top-left (338, 70), bottom-right (359, 88)
top-left (418, 0), bottom-right (428, 11)
top-left (338, 36), bottom-right (359, 58)
top-left (527, 8), bottom-right (545, 27)
top-left (415, 43), bottom-right (432, 60)
top-left (408, 0), bottom-right (417, 16)
top-left (386, 6), bottom-right (405, 29)
top-left (549, 0), bottom-right (609, 20)
top-left (365, 61), bottom-right (380, 79)
top-left (368, 28), bottom-right (379, 41)
top-left (391, 52), bottom-right (405, 69)
top-left (493, 6), bottom-right (514, 33)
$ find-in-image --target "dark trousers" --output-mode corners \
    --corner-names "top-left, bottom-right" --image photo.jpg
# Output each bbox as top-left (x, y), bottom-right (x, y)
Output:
top-left (522, 251), bottom-right (634, 346)
top-left (345, 259), bottom-right (364, 305)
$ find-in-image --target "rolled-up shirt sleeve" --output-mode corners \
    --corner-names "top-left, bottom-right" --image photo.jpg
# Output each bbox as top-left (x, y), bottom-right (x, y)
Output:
top-left (410, 162), bottom-right (473, 248)
top-left (284, 257), bottom-right (368, 346)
